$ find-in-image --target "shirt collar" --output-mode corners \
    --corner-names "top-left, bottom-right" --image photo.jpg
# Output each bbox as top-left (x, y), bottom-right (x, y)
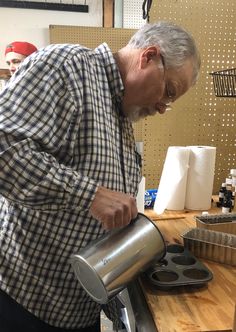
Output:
top-left (94, 43), bottom-right (124, 101)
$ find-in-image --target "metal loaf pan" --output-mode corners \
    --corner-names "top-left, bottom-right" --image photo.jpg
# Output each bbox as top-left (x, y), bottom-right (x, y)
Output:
top-left (182, 228), bottom-right (236, 266)
top-left (195, 213), bottom-right (236, 235)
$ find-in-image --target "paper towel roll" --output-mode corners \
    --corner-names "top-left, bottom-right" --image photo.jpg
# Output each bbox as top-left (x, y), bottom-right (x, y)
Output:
top-left (154, 147), bottom-right (190, 214)
top-left (154, 145), bottom-right (216, 214)
top-left (136, 176), bottom-right (145, 213)
top-left (185, 146), bottom-right (216, 210)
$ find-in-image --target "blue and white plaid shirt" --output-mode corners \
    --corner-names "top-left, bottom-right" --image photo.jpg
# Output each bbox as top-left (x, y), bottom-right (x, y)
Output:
top-left (0, 43), bottom-right (141, 329)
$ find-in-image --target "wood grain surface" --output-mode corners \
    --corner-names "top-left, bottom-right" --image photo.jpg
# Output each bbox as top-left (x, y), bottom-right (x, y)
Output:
top-left (142, 201), bottom-right (236, 332)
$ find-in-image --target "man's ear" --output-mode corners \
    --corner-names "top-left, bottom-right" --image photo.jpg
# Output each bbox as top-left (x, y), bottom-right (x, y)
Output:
top-left (140, 46), bottom-right (161, 68)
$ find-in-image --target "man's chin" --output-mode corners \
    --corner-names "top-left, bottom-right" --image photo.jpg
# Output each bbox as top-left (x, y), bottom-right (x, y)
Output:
top-left (124, 106), bottom-right (157, 122)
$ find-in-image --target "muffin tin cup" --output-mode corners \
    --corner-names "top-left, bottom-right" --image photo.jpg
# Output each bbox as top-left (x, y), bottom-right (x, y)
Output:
top-left (145, 244), bottom-right (213, 290)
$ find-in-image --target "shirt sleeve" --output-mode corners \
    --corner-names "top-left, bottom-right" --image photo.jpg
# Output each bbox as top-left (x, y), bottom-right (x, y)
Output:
top-left (0, 56), bottom-right (98, 212)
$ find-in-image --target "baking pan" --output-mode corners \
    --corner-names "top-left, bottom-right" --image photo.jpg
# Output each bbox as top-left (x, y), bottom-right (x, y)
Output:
top-left (145, 244), bottom-right (213, 290)
top-left (195, 213), bottom-right (236, 235)
top-left (182, 228), bottom-right (236, 266)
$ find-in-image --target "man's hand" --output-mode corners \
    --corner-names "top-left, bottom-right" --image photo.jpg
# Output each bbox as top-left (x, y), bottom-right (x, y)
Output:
top-left (89, 186), bottom-right (138, 230)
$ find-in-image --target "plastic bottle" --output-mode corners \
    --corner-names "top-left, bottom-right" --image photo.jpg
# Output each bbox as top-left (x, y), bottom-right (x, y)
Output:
top-left (225, 172), bottom-right (233, 191)
top-left (218, 183), bottom-right (227, 207)
top-left (232, 191), bottom-right (235, 211)
top-left (230, 169), bottom-right (236, 190)
top-left (222, 190), bottom-right (232, 214)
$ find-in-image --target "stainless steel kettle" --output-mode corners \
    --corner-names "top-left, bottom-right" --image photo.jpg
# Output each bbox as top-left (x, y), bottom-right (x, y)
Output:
top-left (70, 213), bottom-right (166, 304)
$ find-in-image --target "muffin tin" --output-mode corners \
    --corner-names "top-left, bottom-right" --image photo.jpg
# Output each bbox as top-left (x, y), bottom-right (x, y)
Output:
top-left (145, 243), bottom-right (213, 290)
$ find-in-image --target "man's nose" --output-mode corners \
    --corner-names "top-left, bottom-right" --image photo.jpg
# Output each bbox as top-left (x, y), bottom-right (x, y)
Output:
top-left (9, 63), bottom-right (15, 70)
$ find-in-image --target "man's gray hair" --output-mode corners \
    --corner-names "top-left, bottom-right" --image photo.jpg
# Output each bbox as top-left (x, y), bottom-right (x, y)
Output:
top-left (128, 21), bottom-right (201, 85)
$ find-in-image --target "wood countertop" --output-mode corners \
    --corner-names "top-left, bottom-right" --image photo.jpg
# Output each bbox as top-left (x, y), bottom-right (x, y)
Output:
top-left (141, 200), bottom-right (236, 332)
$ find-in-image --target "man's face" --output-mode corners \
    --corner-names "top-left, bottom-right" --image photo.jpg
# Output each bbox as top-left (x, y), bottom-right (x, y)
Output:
top-left (122, 47), bottom-right (194, 122)
top-left (5, 52), bottom-right (26, 76)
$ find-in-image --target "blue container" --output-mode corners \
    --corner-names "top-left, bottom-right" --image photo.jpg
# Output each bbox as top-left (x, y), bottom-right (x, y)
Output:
top-left (144, 189), bottom-right (158, 208)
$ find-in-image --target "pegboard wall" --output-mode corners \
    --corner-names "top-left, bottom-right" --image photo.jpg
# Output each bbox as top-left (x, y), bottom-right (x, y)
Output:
top-left (49, 25), bottom-right (135, 52)
top-left (50, 0), bottom-right (236, 193)
top-left (123, 0), bottom-right (145, 29)
top-left (143, 0), bottom-right (236, 193)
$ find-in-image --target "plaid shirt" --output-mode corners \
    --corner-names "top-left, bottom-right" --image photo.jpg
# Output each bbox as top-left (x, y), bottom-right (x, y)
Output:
top-left (0, 43), bottom-right (141, 329)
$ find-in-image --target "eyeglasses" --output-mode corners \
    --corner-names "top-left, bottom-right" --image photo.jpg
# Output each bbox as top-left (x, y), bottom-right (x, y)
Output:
top-left (160, 54), bottom-right (174, 110)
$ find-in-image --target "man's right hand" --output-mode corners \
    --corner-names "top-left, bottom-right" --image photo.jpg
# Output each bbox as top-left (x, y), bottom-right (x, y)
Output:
top-left (89, 186), bottom-right (138, 230)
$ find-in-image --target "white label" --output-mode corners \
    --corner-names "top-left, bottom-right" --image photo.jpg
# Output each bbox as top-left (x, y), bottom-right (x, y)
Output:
top-left (226, 178), bottom-right (232, 185)
top-left (222, 207), bottom-right (230, 214)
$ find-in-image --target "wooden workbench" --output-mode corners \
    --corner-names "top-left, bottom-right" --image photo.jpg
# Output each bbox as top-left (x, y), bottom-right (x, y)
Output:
top-left (142, 201), bottom-right (236, 332)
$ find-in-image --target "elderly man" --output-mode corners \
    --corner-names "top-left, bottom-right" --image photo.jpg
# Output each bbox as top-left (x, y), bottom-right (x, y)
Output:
top-left (5, 41), bottom-right (38, 75)
top-left (0, 21), bottom-right (200, 332)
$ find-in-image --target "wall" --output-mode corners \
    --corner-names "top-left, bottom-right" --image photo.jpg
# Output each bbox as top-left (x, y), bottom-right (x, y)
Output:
top-left (0, 0), bottom-right (103, 68)
top-left (141, 0), bottom-right (236, 193)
